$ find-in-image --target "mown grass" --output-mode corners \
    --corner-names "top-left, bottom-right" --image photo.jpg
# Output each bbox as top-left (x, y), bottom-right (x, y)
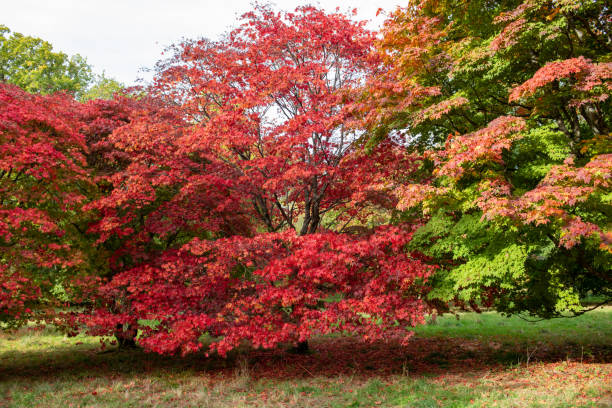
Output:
top-left (1, 308), bottom-right (610, 407)
top-left (414, 308), bottom-right (612, 345)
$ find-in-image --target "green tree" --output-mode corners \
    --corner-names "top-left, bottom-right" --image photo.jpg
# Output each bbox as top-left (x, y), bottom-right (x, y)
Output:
top-left (360, 0), bottom-right (611, 318)
top-left (81, 72), bottom-right (124, 100)
top-left (0, 25), bottom-right (92, 97)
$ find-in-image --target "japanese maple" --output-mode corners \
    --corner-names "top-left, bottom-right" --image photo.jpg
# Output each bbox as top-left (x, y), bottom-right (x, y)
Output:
top-left (359, 0), bottom-right (611, 317)
top-left (80, 5), bottom-right (434, 355)
top-left (0, 83), bottom-right (94, 325)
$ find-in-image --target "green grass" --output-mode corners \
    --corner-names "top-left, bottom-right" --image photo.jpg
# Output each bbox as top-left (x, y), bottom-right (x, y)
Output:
top-left (413, 308), bottom-right (612, 345)
top-left (1, 308), bottom-right (610, 407)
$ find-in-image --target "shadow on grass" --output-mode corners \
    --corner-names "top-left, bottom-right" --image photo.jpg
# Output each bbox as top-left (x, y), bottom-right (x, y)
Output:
top-left (2, 334), bottom-right (610, 384)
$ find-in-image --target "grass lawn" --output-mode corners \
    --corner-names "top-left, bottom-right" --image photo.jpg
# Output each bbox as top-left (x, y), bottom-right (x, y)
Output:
top-left (1, 307), bottom-right (610, 407)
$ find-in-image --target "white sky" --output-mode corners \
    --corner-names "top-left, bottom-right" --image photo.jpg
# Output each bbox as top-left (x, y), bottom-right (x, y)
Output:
top-left (3, 0), bottom-right (404, 86)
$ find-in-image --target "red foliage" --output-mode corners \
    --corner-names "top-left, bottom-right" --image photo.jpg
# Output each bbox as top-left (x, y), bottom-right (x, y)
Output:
top-left (435, 116), bottom-right (526, 178)
top-left (0, 272), bottom-right (40, 322)
top-left (515, 155), bottom-right (611, 248)
top-left (84, 225), bottom-right (433, 356)
top-left (78, 6), bottom-right (433, 355)
top-left (0, 83), bottom-right (92, 322)
top-left (83, 99), bottom-right (251, 269)
top-left (353, 1), bottom-right (453, 130)
top-left (509, 57), bottom-right (612, 105)
top-left (473, 152), bottom-right (612, 249)
top-left (152, 5), bottom-right (384, 235)
top-left (78, 96), bottom-right (141, 174)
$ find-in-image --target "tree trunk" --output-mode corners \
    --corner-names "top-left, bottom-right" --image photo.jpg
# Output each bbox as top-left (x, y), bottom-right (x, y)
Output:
top-left (292, 340), bottom-right (310, 354)
top-left (114, 323), bottom-right (138, 349)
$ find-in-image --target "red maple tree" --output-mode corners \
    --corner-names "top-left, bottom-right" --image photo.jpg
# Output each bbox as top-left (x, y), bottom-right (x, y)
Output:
top-left (0, 83), bottom-right (94, 325)
top-left (80, 6), bottom-right (434, 355)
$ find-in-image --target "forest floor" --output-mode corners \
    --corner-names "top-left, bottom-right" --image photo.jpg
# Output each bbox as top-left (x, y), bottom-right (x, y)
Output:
top-left (1, 307), bottom-right (611, 407)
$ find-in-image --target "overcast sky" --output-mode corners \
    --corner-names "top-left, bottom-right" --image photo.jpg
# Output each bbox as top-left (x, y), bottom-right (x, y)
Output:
top-left (3, 0), bottom-right (405, 85)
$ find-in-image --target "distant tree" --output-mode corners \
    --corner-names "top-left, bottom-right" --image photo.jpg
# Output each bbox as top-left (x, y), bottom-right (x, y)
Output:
top-left (0, 25), bottom-right (92, 98)
top-left (81, 73), bottom-right (124, 101)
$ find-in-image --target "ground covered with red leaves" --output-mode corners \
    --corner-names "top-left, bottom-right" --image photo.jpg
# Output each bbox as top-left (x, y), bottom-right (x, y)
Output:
top-left (201, 335), bottom-right (612, 380)
top-left (1, 327), bottom-right (611, 407)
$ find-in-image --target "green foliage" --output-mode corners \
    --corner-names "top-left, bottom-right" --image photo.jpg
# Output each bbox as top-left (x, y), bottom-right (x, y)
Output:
top-left (365, 0), bottom-right (612, 318)
top-left (81, 72), bottom-right (124, 101)
top-left (0, 25), bottom-right (92, 97)
top-left (509, 124), bottom-right (572, 186)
